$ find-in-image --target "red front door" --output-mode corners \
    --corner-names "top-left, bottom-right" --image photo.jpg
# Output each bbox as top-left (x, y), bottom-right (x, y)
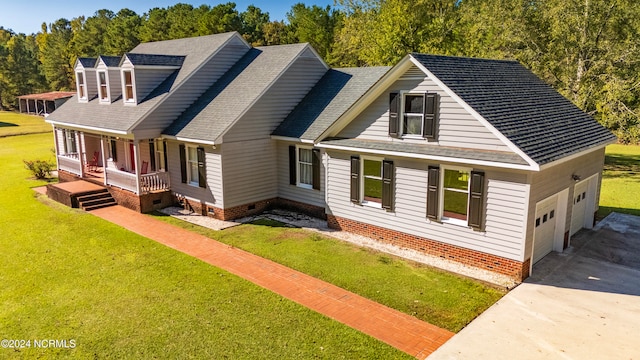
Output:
top-left (129, 143), bottom-right (135, 171)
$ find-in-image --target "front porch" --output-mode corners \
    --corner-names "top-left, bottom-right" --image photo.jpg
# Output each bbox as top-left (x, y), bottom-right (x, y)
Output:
top-left (53, 128), bottom-right (175, 212)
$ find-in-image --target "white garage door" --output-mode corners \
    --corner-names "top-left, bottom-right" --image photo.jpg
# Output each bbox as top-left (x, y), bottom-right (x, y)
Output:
top-left (533, 196), bottom-right (557, 263)
top-left (570, 180), bottom-right (589, 236)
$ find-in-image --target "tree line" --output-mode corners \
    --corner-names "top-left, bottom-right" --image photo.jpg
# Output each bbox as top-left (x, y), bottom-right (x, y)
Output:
top-left (1, 0), bottom-right (638, 143)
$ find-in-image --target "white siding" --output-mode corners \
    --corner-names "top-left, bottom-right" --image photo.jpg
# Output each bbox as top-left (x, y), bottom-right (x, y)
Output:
top-left (523, 148), bottom-right (606, 258)
top-left (133, 44), bottom-right (250, 132)
top-left (325, 150), bottom-right (528, 261)
top-left (165, 140), bottom-right (223, 207)
top-left (221, 140), bottom-right (278, 208)
top-left (222, 55), bottom-right (327, 143)
top-left (276, 141), bottom-right (326, 208)
top-left (337, 66), bottom-right (511, 152)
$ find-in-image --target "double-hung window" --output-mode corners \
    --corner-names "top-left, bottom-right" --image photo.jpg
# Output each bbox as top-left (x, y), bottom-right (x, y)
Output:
top-left (350, 156), bottom-right (394, 210)
top-left (179, 144), bottom-right (206, 188)
top-left (123, 70), bottom-right (135, 103)
top-left (63, 130), bottom-right (77, 155)
top-left (426, 166), bottom-right (485, 229)
top-left (298, 147), bottom-right (314, 189)
top-left (289, 145), bottom-right (320, 190)
top-left (76, 72), bottom-right (86, 100)
top-left (403, 94), bottom-right (425, 136)
top-left (98, 71), bottom-right (109, 102)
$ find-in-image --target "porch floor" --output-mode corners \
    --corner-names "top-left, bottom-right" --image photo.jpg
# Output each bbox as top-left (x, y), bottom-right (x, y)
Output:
top-left (50, 180), bottom-right (105, 195)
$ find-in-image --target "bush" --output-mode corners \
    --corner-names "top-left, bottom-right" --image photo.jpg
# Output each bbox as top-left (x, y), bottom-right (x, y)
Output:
top-left (23, 159), bottom-right (55, 179)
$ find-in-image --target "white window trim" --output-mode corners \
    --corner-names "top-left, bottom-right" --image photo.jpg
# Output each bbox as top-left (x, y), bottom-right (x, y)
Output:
top-left (400, 91), bottom-right (426, 138)
top-left (186, 145), bottom-right (199, 187)
top-left (97, 71), bottom-right (110, 103)
top-left (439, 165), bottom-right (472, 227)
top-left (76, 71), bottom-right (87, 101)
top-left (121, 69), bottom-right (136, 104)
top-left (361, 156), bottom-right (383, 209)
top-left (296, 145), bottom-right (314, 189)
top-left (155, 140), bottom-right (166, 172)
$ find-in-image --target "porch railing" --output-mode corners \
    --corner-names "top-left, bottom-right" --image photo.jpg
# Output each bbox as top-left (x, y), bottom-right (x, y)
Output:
top-left (106, 168), bottom-right (137, 193)
top-left (141, 172), bottom-right (170, 193)
top-left (57, 155), bottom-right (81, 175)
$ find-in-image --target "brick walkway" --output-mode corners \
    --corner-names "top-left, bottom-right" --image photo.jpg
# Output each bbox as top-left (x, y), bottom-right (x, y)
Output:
top-left (91, 205), bottom-right (454, 359)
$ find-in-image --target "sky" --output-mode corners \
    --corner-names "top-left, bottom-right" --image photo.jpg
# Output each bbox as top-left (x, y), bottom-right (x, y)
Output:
top-left (0, 0), bottom-right (336, 35)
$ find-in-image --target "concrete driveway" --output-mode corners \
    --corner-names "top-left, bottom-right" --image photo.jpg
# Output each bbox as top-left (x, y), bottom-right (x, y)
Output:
top-left (429, 212), bottom-right (640, 359)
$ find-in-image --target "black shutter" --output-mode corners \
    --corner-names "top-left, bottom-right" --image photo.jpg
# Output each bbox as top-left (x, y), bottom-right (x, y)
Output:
top-left (468, 171), bottom-right (485, 230)
top-left (350, 156), bottom-right (360, 203)
top-left (110, 139), bottom-right (118, 162)
top-left (149, 141), bottom-right (156, 172)
top-left (426, 166), bottom-right (440, 219)
top-left (289, 145), bottom-right (296, 185)
top-left (197, 147), bottom-right (206, 188)
top-left (312, 148), bottom-right (321, 190)
top-left (389, 92), bottom-right (400, 137)
top-left (179, 144), bottom-right (187, 183)
top-left (423, 93), bottom-right (438, 139)
top-left (163, 141), bottom-right (168, 171)
top-left (382, 160), bottom-right (394, 210)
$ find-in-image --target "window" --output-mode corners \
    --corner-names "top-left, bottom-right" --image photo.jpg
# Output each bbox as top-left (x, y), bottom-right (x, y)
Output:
top-left (298, 148), bottom-right (313, 188)
top-left (179, 144), bottom-right (206, 188)
top-left (289, 145), bottom-right (320, 190)
top-left (389, 92), bottom-right (438, 139)
top-left (76, 72), bottom-right (86, 99)
top-left (442, 168), bottom-right (470, 222)
top-left (154, 140), bottom-right (166, 172)
top-left (63, 130), bottom-right (77, 154)
top-left (350, 156), bottom-right (394, 210)
top-left (123, 70), bottom-right (134, 103)
top-left (98, 72), bottom-right (108, 101)
top-left (426, 166), bottom-right (485, 229)
top-left (363, 159), bottom-right (383, 205)
top-left (403, 94), bottom-right (424, 136)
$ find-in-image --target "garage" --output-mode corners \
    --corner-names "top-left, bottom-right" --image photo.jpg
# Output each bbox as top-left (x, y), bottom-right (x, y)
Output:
top-left (570, 180), bottom-right (589, 236)
top-left (533, 195), bottom-right (558, 263)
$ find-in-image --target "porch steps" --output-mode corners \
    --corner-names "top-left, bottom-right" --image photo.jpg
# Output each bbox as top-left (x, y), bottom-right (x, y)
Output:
top-left (77, 189), bottom-right (117, 211)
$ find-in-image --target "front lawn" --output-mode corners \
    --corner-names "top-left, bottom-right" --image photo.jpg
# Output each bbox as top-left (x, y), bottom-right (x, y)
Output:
top-left (0, 133), bottom-right (410, 358)
top-left (599, 144), bottom-right (640, 217)
top-left (151, 216), bottom-right (505, 333)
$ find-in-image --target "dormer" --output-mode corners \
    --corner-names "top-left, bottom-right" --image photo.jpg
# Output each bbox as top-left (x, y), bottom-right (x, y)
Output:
top-left (119, 53), bottom-right (185, 105)
top-left (74, 58), bottom-right (97, 102)
top-left (95, 55), bottom-right (122, 104)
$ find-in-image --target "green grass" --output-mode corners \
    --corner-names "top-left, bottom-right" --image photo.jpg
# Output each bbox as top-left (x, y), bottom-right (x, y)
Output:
top-left (0, 111), bottom-right (52, 137)
top-left (152, 214), bottom-right (505, 332)
top-left (599, 144), bottom-right (640, 218)
top-left (0, 132), bottom-right (410, 357)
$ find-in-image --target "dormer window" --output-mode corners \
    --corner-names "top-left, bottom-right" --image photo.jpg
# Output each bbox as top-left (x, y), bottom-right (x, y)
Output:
top-left (76, 72), bottom-right (86, 99)
top-left (98, 71), bottom-right (109, 102)
top-left (122, 70), bottom-right (135, 103)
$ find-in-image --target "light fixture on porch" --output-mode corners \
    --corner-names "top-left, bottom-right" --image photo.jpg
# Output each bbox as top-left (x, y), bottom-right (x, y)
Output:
top-left (572, 174), bottom-right (581, 182)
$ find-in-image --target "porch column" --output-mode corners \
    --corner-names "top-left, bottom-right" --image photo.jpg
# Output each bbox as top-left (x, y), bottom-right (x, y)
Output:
top-left (52, 126), bottom-right (60, 170)
top-left (35, 100), bottom-right (40, 115)
top-left (100, 136), bottom-right (108, 186)
top-left (134, 139), bottom-right (141, 194)
top-left (77, 131), bottom-right (85, 177)
top-left (18, 99), bottom-right (23, 114)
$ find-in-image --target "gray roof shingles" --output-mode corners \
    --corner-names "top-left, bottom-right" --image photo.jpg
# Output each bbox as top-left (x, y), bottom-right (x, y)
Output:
top-left (123, 53), bottom-right (186, 67)
top-left (320, 138), bottom-right (529, 165)
top-left (163, 43), bottom-right (312, 142)
top-left (48, 32), bottom-right (238, 133)
top-left (98, 55), bottom-right (122, 68)
top-left (272, 66), bottom-right (391, 140)
top-left (77, 57), bottom-right (97, 68)
top-left (411, 53), bottom-right (617, 165)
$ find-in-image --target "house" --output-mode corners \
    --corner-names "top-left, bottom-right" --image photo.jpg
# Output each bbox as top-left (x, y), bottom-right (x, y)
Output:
top-left (46, 32), bottom-right (616, 281)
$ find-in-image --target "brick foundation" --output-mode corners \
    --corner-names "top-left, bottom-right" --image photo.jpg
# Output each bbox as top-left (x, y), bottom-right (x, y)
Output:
top-left (328, 214), bottom-right (530, 282)
top-left (177, 196), bottom-right (278, 221)
top-left (109, 186), bottom-right (174, 213)
top-left (57, 170), bottom-right (80, 183)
